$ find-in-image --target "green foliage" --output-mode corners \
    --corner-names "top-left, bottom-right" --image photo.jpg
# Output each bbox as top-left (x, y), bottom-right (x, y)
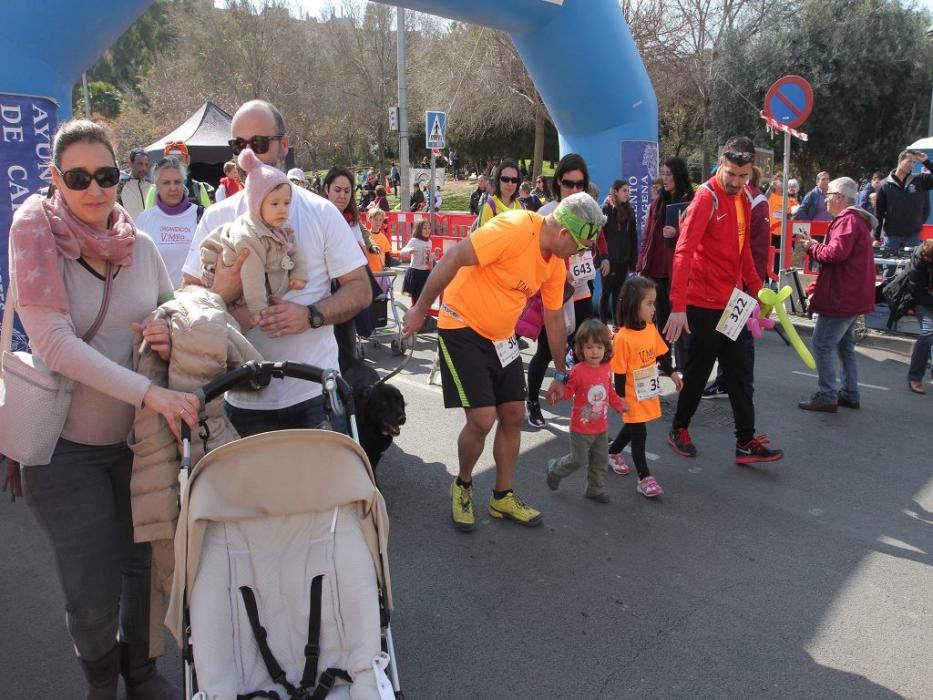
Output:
top-left (83, 0), bottom-right (175, 94)
top-left (72, 81), bottom-right (123, 119)
top-left (708, 0), bottom-right (933, 181)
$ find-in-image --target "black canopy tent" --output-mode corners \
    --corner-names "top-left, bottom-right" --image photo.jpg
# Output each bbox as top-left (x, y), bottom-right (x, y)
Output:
top-left (145, 101), bottom-right (233, 187)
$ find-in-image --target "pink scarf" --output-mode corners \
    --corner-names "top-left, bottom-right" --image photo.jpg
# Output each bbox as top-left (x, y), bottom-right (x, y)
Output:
top-left (9, 192), bottom-right (136, 313)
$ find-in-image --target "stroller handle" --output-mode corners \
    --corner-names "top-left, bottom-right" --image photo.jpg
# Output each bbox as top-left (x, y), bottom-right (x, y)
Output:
top-left (181, 361), bottom-right (354, 444)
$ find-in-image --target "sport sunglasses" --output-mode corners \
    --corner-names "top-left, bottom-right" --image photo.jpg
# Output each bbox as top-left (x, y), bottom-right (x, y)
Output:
top-left (228, 134), bottom-right (284, 156)
top-left (568, 221), bottom-right (600, 252)
top-left (54, 166), bottom-right (121, 191)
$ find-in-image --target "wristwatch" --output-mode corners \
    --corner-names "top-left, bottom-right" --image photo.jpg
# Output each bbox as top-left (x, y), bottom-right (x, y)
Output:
top-left (307, 303), bottom-right (325, 329)
top-left (554, 371), bottom-right (569, 383)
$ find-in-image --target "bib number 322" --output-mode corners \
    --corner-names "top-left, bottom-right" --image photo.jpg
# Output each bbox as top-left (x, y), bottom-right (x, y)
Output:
top-left (716, 287), bottom-right (757, 341)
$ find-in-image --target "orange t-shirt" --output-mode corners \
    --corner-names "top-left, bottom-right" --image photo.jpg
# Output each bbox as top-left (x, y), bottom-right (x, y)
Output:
top-left (366, 231), bottom-right (391, 274)
top-left (439, 209), bottom-right (567, 342)
top-left (733, 193), bottom-right (746, 254)
top-left (768, 192), bottom-right (798, 236)
top-left (610, 323), bottom-right (670, 423)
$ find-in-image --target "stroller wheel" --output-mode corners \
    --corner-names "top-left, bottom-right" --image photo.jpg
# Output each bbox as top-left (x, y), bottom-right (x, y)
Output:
top-left (391, 340), bottom-right (402, 355)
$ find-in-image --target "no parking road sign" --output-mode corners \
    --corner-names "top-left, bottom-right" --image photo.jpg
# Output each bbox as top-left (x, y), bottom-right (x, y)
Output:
top-left (425, 111), bottom-right (446, 149)
top-left (763, 75), bottom-right (813, 129)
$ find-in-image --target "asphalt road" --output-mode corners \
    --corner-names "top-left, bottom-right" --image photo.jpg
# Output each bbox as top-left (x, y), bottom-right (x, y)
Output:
top-left (2, 326), bottom-right (931, 699)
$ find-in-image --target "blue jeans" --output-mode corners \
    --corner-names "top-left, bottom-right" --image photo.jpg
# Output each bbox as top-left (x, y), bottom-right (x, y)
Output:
top-left (21, 440), bottom-right (151, 660)
top-left (882, 235), bottom-right (921, 284)
top-left (908, 304), bottom-right (933, 382)
top-left (812, 315), bottom-right (860, 402)
top-left (225, 394), bottom-right (348, 438)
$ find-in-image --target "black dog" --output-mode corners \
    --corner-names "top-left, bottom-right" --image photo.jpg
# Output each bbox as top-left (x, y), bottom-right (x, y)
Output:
top-left (343, 362), bottom-right (406, 471)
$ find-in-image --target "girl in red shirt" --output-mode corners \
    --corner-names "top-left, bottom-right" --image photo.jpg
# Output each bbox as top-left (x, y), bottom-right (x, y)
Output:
top-left (609, 276), bottom-right (683, 498)
top-left (546, 319), bottom-right (626, 503)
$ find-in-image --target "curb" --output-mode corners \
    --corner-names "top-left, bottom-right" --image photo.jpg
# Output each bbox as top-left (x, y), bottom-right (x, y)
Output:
top-left (789, 318), bottom-right (914, 356)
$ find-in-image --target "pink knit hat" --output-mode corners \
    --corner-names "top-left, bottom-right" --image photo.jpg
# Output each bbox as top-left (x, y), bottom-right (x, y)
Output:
top-left (238, 148), bottom-right (291, 220)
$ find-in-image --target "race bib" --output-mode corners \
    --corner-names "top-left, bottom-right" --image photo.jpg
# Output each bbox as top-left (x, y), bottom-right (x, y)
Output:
top-left (569, 251), bottom-right (595, 282)
top-left (716, 287), bottom-right (757, 341)
top-left (633, 365), bottom-right (661, 401)
top-left (493, 335), bottom-right (521, 367)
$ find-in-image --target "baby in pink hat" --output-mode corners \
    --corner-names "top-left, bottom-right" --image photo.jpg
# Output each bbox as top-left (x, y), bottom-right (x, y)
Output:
top-left (200, 148), bottom-right (307, 321)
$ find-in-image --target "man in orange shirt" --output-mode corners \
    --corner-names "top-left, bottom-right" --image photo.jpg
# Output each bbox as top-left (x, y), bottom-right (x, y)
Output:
top-left (402, 193), bottom-right (607, 531)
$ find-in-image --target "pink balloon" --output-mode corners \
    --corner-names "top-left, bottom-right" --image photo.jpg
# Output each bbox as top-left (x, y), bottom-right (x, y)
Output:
top-left (746, 303), bottom-right (776, 339)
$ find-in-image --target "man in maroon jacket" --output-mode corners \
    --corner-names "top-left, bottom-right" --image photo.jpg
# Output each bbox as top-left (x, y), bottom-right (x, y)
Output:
top-left (797, 177), bottom-right (876, 412)
top-left (664, 137), bottom-right (784, 465)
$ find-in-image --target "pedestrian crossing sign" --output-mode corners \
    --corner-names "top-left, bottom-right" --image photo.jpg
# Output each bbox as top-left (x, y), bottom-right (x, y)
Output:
top-left (425, 111), bottom-right (446, 149)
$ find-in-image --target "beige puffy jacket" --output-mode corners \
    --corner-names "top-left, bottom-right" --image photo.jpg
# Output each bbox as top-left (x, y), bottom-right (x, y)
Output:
top-left (130, 285), bottom-right (261, 655)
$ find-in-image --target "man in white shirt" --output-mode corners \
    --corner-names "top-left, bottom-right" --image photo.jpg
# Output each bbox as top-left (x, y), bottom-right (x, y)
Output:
top-left (117, 147), bottom-right (152, 220)
top-left (182, 100), bottom-right (370, 435)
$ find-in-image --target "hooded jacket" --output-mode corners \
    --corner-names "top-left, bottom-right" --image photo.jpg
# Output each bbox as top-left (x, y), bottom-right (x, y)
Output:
top-left (600, 200), bottom-right (637, 267)
top-left (874, 160), bottom-right (933, 240)
top-left (807, 207), bottom-right (877, 317)
top-left (670, 175), bottom-right (761, 313)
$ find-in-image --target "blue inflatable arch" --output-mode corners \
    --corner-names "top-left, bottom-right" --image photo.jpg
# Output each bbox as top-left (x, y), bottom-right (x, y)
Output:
top-left (0, 0), bottom-right (657, 308)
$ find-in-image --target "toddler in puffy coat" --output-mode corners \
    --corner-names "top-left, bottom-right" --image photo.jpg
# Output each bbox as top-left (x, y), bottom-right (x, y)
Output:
top-left (200, 148), bottom-right (308, 322)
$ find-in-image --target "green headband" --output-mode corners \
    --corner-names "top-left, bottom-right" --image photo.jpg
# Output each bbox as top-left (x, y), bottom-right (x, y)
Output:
top-left (553, 204), bottom-right (600, 242)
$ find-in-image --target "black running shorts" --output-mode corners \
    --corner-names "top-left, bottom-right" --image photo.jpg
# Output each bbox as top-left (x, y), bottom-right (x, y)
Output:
top-left (437, 327), bottom-right (526, 408)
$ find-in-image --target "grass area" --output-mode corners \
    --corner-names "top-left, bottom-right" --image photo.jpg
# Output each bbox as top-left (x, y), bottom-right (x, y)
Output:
top-left (304, 160), bottom-right (554, 212)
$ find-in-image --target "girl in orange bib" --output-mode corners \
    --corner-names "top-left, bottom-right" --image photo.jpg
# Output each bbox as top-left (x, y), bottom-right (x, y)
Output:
top-left (609, 276), bottom-right (683, 498)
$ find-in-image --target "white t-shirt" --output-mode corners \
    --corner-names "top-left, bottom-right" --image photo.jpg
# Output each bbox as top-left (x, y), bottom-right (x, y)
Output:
top-left (136, 204), bottom-right (200, 288)
top-left (182, 186), bottom-right (366, 409)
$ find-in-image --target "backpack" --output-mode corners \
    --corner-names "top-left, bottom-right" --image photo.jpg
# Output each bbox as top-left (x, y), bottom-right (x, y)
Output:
top-left (469, 195), bottom-right (497, 232)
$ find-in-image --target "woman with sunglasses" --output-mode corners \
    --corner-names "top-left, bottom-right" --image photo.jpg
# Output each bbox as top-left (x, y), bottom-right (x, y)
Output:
top-left (532, 174), bottom-right (552, 206)
top-left (6, 120), bottom-right (200, 698)
top-left (524, 154), bottom-right (594, 428)
top-left (478, 159), bottom-right (523, 226)
top-left (135, 156), bottom-right (202, 288)
top-left (635, 155), bottom-right (695, 370)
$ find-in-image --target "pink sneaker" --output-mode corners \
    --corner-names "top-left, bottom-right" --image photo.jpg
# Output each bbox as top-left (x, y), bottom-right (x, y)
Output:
top-left (608, 453), bottom-right (630, 476)
top-left (637, 476), bottom-right (664, 498)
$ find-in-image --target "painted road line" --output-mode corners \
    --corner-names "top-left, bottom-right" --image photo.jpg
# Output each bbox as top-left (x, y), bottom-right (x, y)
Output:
top-left (792, 371), bottom-right (889, 391)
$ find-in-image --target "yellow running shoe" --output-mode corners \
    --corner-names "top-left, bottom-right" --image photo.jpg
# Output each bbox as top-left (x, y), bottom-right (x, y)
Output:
top-left (488, 491), bottom-right (542, 527)
top-left (450, 480), bottom-right (475, 532)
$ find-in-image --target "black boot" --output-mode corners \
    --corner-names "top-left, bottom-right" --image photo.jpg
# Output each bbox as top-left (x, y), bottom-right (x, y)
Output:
top-left (120, 641), bottom-right (177, 700)
top-left (78, 645), bottom-right (120, 700)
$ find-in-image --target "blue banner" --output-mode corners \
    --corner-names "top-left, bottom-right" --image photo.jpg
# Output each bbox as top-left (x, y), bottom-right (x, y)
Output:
top-left (620, 140), bottom-right (658, 250)
top-left (0, 93), bottom-right (56, 351)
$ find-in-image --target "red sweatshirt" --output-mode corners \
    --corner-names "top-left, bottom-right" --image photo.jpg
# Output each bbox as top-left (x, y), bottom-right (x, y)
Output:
top-left (562, 362), bottom-right (625, 435)
top-left (670, 176), bottom-right (763, 312)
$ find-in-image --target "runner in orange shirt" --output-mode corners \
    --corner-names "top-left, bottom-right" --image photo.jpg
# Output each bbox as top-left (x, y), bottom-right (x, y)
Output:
top-left (402, 193), bottom-right (607, 531)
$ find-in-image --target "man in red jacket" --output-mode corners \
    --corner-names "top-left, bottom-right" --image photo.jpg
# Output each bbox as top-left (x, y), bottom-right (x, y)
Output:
top-left (664, 137), bottom-right (784, 464)
top-left (797, 177), bottom-right (876, 412)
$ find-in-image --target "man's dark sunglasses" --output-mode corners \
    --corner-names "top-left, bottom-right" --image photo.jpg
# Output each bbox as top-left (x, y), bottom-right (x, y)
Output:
top-left (560, 178), bottom-right (586, 190)
top-left (228, 134), bottom-right (284, 156)
top-left (499, 176), bottom-right (520, 184)
top-left (722, 149), bottom-right (755, 166)
top-left (54, 166), bottom-right (121, 191)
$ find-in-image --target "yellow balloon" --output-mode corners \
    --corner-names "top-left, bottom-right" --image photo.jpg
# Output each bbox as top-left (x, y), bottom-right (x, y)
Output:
top-left (758, 286), bottom-right (816, 369)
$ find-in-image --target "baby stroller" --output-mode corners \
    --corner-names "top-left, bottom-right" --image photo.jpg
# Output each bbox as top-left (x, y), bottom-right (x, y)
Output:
top-left (166, 361), bottom-right (402, 699)
top-left (358, 269), bottom-right (412, 358)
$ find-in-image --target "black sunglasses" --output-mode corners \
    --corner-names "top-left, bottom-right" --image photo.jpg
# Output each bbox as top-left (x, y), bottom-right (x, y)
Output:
top-left (228, 134), bottom-right (284, 156)
top-left (54, 166), bottom-right (121, 191)
top-left (560, 178), bottom-right (586, 191)
top-left (722, 149), bottom-right (755, 166)
top-left (499, 175), bottom-right (520, 184)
